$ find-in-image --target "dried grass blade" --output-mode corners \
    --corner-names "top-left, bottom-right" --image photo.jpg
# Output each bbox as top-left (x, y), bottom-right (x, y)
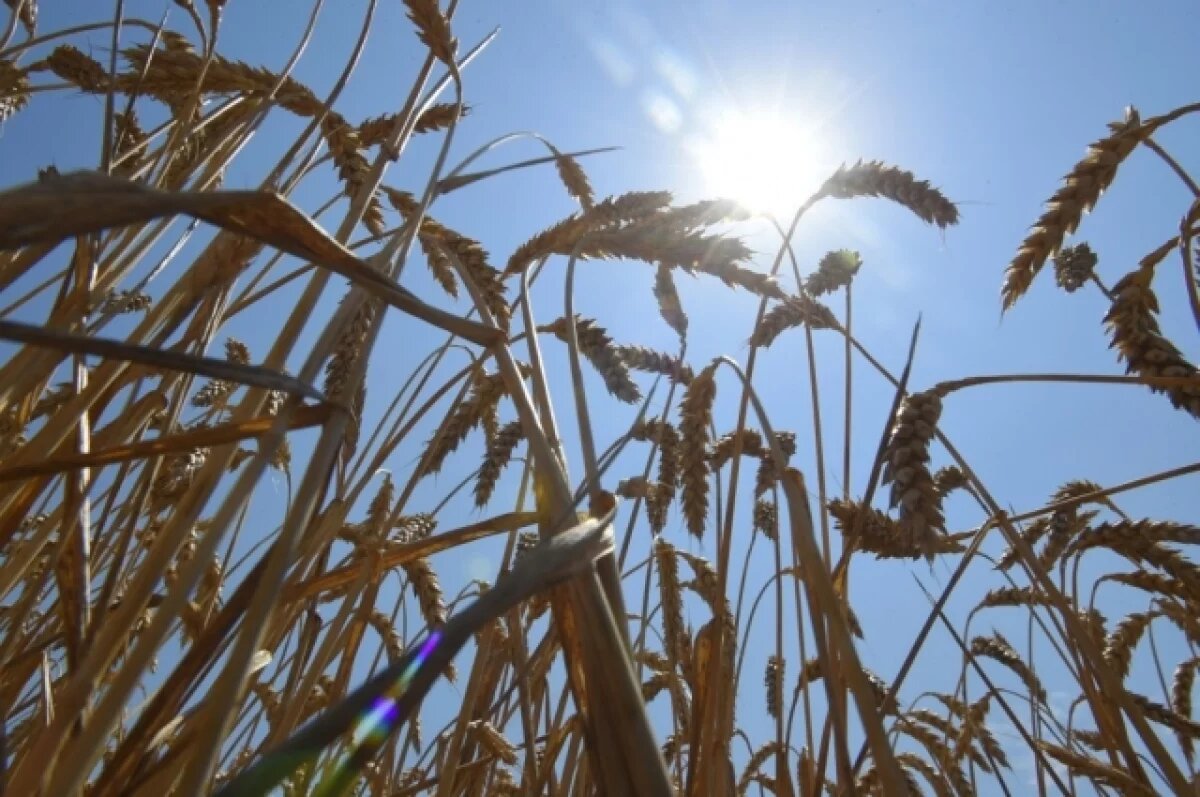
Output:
top-left (0, 318), bottom-right (323, 401)
top-left (0, 403), bottom-right (331, 483)
top-left (0, 171), bottom-right (500, 346)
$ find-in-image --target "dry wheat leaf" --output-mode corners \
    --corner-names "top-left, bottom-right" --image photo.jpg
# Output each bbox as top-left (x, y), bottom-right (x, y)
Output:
top-left (0, 403), bottom-right (331, 483)
top-left (0, 318), bottom-right (323, 400)
top-left (0, 171), bottom-right (499, 346)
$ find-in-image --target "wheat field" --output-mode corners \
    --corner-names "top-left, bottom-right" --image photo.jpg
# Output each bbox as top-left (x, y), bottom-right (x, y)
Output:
top-left (0, 1), bottom-right (1198, 795)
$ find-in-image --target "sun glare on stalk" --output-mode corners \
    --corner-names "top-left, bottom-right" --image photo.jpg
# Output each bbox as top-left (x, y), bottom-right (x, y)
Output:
top-left (687, 108), bottom-right (834, 218)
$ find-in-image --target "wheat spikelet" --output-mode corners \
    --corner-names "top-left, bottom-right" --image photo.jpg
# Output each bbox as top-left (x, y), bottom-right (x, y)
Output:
top-left (817, 159), bottom-right (958, 228)
top-left (1107, 570), bottom-right (1192, 602)
top-left (1174, 657), bottom-right (1198, 762)
top-left (37, 44), bottom-right (108, 91)
top-left (542, 316), bottom-right (640, 403)
top-left (1070, 728), bottom-right (1107, 752)
top-left (881, 389), bottom-right (945, 561)
top-left (996, 515), bottom-right (1051, 571)
top-left (1072, 526), bottom-right (1200, 601)
top-left (753, 499), bottom-right (778, 541)
top-left (976, 585), bottom-right (1054, 610)
top-left (1104, 252), bottom-right (1200, 419)
top-left (505, 211), bottom-right (596, 275)
top-left (614, 344), bottom-right (694, 385)
top-left (616, 476), bottom-right (656, 500)
top-left (1069, 519), bottom-right (1200, 555)
top-left (419, 371), bottom-right (505, 476)
top-left (1053, 242), bottom-right (1098, 292)
top-left (677, 550), bottom-right (720, 611)
top-left (1002, 109), bottom-right (1150, 310)
top-left (358, 103), bottom-right (467, 147)
top-left (932, 465), bottom-right (969, 498)
top-left (474, 420), bottom-right (522, 507)
top-left (402, 555), bottom-right (445, 629)
top-left (1104, 611), bottom-right (1158, 679)
top-left (323, 299), bottom-right (375, 403)
top-left (553, 151), bottom-right (594, 208)
top-left (709, 429), bottom-right (765, 469)
top-left (894, 753), bottom-right (951, 797)
top-left (904, 708), bottom-right (956, 740)
top-left (1130, 692), bottom-right (1200, 741)
top-left (1157, 598), bottom-right (1200, 644)
top-left (652, 262), bottom-right (689, 338)
top-left (896, 719), bottom-right (971, 795)
top-left (366, 611), bottom-right (403, 662)
top-left (805, 249), bottom-right (862, 296)
top-left (828, 498), bottom-right (960, 559)
top-left (384, 187), bottom-right (510, 325)
top-left (754, 430), bottom-right (796, 497)
top-left (749, 293), bottom-right (838, 348)
top-left (469, 720), bottom-right (518, 765)
top-left (654, 538), bottom-right (692, 683)
top-left (970, 631), bottom-right (1046, 703)
top-left (403, 0), bottom-right (458, 65)
top-left (679, 365), bottom-right (717, 538)
top-left (957, 696), bottom-right (1008, 772)
top-left (1036, 507), bottom-right (1094, 572)
top-left (109, 109), bottom-right (147, 175)
top-left (588, 190), bottom-right (674, 225)
top-left (736, 741), bottom-right (785, 794)
top-left (1036, 741), bottom-right (1155, 796)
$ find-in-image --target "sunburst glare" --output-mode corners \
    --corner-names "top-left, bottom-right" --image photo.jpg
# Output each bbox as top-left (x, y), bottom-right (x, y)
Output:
top-left (687, 108), bottom-right (834, 217)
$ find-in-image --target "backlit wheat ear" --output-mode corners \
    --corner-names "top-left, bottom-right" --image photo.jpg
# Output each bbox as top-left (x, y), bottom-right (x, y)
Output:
top-left (1037, 741), bottom-right (1156, 797)
top-left (1002, 108), bottom-right (1149, 310)
top-left (542, 316), bottom-right (640, 403)
top-left (1104, 611), bottom-right (1158, 680)
top-left (1068, 523), bottom-right (1200, 600)
top-left (1129, 692), bottom-right (1200, 741)
top-left (679, 364), bottom-right (717, 539)
top-left (970, 631), bottom-right (1047, 704)
top-left (753, 431), bottom-right (796, 497)
top-left (614, 345), bottom-right (693, 385)
top-left (419, 371), bottom-right (506, 477)
top-left (1104, 248), bottom-right (1200, 420)
top-left (1173, 658), bottom-right (1199, 763)
top-left (551, 149), bottom-right (594, 209)
top-left (654, 538), bottom-right (692, 684)
top-left (976, 585), bottom-right (1055, 610)
top-left (357, 103), bottom-right (468, 147)
top-left (805, 249), bottom-right (862, 296)
top-left (749, 293), bottom-right (838, 348)
top-left (816, 159), bottom-right (959, 228)
top-left (385, 187), bottom-right (511, 324)
top-left (709, 429), bottom-right (765, 469)
top-left (653, 263), bottom-right (688, 338)
top-left (830, 497), bottom-right (967, 560)
top-left (474, 420), bottom-right (523, 507)
top-left (403, 0), bottom-right (458, 66)
top-left (880, 389), bottom-right (946, 562)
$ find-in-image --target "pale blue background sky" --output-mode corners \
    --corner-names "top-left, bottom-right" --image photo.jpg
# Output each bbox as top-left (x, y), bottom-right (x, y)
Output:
top-left (3, 1), bottom-right (1198, 792)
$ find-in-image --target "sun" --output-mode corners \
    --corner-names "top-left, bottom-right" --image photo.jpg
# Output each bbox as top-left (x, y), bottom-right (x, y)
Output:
top-left (687, 108), bottom-right (833, 217)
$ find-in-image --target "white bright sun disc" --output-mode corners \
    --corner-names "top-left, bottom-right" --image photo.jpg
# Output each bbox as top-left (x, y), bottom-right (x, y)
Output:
top-left (688, 110), bottom-right (832, 217)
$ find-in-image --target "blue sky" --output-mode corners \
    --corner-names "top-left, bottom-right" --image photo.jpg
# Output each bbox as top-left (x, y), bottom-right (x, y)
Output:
top-left (3, 0), bottom-right (1199, 791)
